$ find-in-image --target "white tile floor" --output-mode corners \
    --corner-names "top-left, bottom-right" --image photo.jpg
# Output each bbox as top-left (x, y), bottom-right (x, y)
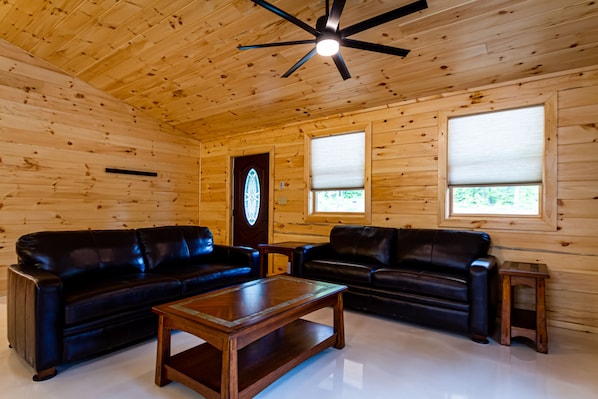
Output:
top-left (1, 296), bottom-right (597, 399)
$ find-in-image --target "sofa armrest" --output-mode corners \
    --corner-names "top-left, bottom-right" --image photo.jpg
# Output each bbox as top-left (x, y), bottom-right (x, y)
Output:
top-left (7, 264), bottom-right (63, 380)
top-left (213, 245), bottom-right (261, 278)
top-left (468, 256), bottom-right (499, 343)
top-left (292, 243), bottom-right (333, 277)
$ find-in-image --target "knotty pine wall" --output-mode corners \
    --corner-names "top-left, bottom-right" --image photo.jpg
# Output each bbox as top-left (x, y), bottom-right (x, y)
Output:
top-left (200, 67), bottom-right (598, 334)
top-left (0, 40), bottom-right (200, 293)
top-left (1, 36), bottom-right (596, 335)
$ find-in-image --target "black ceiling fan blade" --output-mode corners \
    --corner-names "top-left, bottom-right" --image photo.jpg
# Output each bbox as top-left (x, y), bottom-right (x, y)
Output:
top-left (238, 39), bottom-right (315, 50)
top-left (340, 0), bottom-right (428, 38)
top-left (332, 51), bottom-right (351, 80)
top-left (282, 48), bottom-right (317, 78)
top-left (252, 0), bottom-right (318, 36)
top-left (326, 0), bottom-right (346, 32)
top-left (341, 38), bottom-right (410, 57)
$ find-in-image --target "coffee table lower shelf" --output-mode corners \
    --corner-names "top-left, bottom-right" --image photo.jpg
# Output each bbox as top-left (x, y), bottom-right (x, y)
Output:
top-left (163, 319), bottom-right (335, 399)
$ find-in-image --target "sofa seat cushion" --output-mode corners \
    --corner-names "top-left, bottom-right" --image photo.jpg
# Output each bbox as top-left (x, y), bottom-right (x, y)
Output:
top-left (64, 274), bottom-right (181, 325)
top-left (370, 288), bottom-right (470, 312)
top-left (152, 263), bottom-right (253, 296)
top-left (372, 267), bottom-right (468, 302)
top-left (303, 259), bottom-right (378, 285)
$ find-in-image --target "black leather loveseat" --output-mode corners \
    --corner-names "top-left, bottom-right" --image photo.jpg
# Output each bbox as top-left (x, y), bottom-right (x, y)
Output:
top-left (293, 225), bottom-right (497, 343)
top-left (7, 225), bottom-right (259, 381)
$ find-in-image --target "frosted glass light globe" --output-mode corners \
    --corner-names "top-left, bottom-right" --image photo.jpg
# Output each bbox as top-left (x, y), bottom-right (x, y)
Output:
top-left (316, 38), bottom-right (339, 56)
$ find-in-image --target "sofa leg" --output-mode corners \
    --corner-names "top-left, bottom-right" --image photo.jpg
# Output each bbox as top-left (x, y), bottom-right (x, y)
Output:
top-left (471, 335), bottom-right (489, 344)
top-left (33, 367), bottom-right (57, 381)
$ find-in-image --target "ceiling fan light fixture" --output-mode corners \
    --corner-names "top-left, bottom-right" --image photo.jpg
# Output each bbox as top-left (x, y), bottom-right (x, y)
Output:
top-left (241, 0), bottom-right (429, 78)
top-left (316, 35), bottom-right (339, 56)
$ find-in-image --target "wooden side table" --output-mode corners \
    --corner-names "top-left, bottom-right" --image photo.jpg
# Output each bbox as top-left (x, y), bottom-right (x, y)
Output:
top-left (499, 261), bottom-right (550, 353)
top-left (257, 242), bottom-right (311, 277)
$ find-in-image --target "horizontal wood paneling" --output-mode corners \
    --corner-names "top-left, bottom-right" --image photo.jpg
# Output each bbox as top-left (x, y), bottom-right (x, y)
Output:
top-left (0, 40), bottom-right (200, 294)
top-left (2, 31), bottom-right (597, 335)
top-left (200, 66), bottom-right (598, 334)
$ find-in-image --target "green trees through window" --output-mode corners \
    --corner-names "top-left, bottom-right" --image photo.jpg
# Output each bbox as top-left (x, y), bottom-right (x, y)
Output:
top-left (314, 190), bottom-right (365, 212)
top-left (452, 185), bottom-right (540, 215)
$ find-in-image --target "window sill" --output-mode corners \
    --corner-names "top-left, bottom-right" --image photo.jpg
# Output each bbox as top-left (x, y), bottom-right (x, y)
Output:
top-left (306, 212), bottom-right (371, 225)
top-left (439, 215), bottom-right (557, 232)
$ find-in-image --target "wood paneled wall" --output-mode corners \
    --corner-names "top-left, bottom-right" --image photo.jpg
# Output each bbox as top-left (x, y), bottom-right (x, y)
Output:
top-left (0, 40), bottom-right (200, 293)
top-left (2, 36), bottom-right (597, 335)
top-left (200, 67), bottom-right (598, 334)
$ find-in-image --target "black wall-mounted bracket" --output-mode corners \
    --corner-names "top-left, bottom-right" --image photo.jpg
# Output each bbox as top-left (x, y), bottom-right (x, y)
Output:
top-left (105, 167), bottom-right (158, 177)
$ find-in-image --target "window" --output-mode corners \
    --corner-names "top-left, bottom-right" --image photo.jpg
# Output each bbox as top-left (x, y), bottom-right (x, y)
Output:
top-left (305, 125), bottom-right (371, 223)
top-left (448, 105), bottom-right (544, 215)
top-left (438, 95), bottom-right (557, 231)
top-left (311, 132), bottom-right (365, 212)
top-left (243, 168), bottom-right (260, 226)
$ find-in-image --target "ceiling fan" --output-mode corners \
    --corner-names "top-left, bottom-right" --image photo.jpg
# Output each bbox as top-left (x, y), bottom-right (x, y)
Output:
top-left (238, 0), bottom-right (428, 80)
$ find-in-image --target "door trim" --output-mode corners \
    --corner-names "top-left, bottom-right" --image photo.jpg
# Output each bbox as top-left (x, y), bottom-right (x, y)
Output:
top-left (227, 148), bottom-right (274, 246)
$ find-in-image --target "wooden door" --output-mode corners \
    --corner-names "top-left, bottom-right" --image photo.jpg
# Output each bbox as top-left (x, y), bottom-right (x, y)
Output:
top-left (232, 153), bottom-right (269, 248)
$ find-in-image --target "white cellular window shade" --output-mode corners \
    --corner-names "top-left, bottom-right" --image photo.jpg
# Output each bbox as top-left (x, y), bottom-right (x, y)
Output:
top-left (311, 131), bottom-right (365, 190)
top-left (448, 106), bottom-right (544, 185)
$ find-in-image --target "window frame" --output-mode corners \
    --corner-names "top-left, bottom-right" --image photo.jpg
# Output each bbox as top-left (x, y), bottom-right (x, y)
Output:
top-left (438, 95), bottom-right (557, 231)
top-left (304, 123), bottom-right (372, 224)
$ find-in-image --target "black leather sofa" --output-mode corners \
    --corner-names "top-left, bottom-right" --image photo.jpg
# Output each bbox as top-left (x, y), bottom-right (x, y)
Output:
top-left (7, 225), bottom-right (260, 381)
top-left (293, 225), bottom-right (498, 343)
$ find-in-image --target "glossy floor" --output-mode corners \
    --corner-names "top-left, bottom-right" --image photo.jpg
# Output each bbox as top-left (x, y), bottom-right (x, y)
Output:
top-left (1, 297), bottom-right (596, 399)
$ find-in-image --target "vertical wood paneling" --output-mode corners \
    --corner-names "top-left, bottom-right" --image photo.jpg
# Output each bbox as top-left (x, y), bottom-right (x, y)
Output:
top-left (0, 40), bottom-right (200, 293)
top-left (200, 66), bottom-right (598, 334)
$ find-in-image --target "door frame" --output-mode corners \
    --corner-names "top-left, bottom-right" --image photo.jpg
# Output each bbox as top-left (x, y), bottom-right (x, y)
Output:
top-left (227, 148), bottom-right (275, 246)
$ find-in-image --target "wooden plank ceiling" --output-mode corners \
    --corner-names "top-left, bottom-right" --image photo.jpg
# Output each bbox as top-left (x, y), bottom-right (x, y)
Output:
top-left (1, 0), bottom-right (598, 141)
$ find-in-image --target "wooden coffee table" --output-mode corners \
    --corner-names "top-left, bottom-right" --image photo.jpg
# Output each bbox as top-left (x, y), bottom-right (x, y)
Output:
top-left (152, 275), bottom-right (347, 399)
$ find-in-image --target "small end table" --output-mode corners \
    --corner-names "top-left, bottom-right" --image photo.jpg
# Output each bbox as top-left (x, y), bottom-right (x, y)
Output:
top-left (499, 261), bottom-right (550, 353)
top-left (258, 242), bottom-right (311, 277)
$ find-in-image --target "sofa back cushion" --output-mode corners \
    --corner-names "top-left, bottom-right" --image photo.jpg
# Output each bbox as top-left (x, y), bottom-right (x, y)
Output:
top-left (395, 229), bottom-right (490, 273)
top-left (432, 230), bottom-right (490, 272)
top-left (137, 225), bottom-right (214, 270)
top-left (330, 225), bottom-right (397, 266)
top-left (394, 229), bottom-right (436, 266)
top-left (179, 226), bottom-right (214, 258)
top-left (91, 230), bottom-right (147, 273)
top-left (16, 229), bottom-right (145, 279)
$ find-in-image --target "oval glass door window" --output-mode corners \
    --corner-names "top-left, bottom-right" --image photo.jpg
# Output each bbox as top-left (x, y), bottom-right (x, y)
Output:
top-left (244, 168), bottom-right (260, 226)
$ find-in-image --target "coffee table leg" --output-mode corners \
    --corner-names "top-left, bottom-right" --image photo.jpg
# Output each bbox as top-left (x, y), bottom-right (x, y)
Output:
top-left (155, 315), bottom-right (172, 386)
top-left (221, 338), bottom-right (239, 399)
top-left (333, 293), bottom-right (345, 349)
